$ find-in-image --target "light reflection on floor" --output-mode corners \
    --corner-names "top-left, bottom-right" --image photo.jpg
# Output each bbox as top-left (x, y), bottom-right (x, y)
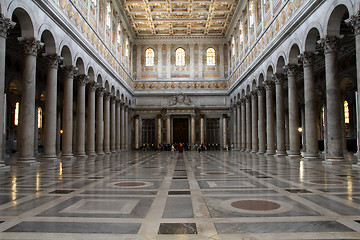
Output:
top-left (0, 151), bottom-right (359, 239)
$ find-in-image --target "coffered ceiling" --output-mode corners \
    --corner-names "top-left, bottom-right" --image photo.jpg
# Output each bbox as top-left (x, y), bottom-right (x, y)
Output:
top-left (120, 0), bottom-right (239, 37)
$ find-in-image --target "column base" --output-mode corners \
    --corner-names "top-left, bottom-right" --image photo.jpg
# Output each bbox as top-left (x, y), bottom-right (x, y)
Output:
top-left (111, 151), bottom-right (117, 154)
top-left (40, 155), bottom-right (59, 163)
top-left (322, 156), bottom-right (344, 165)
top-left (61, 154), bottom-right (75, 161)
top-left (105, 151), bottom-right (112, 155)
top-left (266, 150), bottom-right (276, 155)
top-left (96, 151), bottom-right (105, 156)
top-left (75, 154), bottom-right (88, 160)
top-left (275, 150), bottom-right (287, 157)
top-left (286, 153), bottom-right (302, 160)
top-left (17, 157), bottom-right (39, 166)
top-left (0, 162), bottom-right (10, 170)
top-left (257, 150), bottom-right (265, 155)
top-left (86, 151), bottom-right (97, 157)
top-left (251, 150), bottom-right (258, 154)
top-left (352, 163), bottom-right (360, 169)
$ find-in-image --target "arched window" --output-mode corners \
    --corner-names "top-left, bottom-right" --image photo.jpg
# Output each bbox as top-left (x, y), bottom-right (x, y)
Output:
top-left (117, 25), bottom-right (121, 44)
top-left (14, 102), bottom-right (19, 126)
top-left (175, 48), bottom-right (185, 66)
top-left (145, 48), bottom-right (154, 66)
top-left (206, 47), bottom-right (216, 66)
top-left (344, 100), bottom-right (349, 124)
top-left (38, 107), bottom-right (43, 129)
top-left (106, 1), bottom-right (111, 29)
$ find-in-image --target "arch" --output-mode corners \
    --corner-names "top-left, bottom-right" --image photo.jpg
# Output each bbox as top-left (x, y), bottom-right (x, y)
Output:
top-left (97, 74), bottom-right (103, 87)
top-left (275, 55), bottom-right (286, 74)
top-left (60, 45), bottom-right (72, 66)
top-left (303, 25), bottom-right (322, 52)
top-left (251, 79), bottom-right (257, 91)
top-left (325, 3), bottom-right (353, 36)
top-left (125, 97), bottom-right (128, 105)
top-left (11, 7), bottom-right (34, 38)
top-left (111, 85), bottom-right (115, 95)
top-left (116, 90), bottom-right (120, 98)
top-left (245, 84), bottom-right (250, 95)
top-left (241, 89), bottom-right (245, 99)
top-left (121, 93), bottom-right (124, 102)
top-left (104, 80), bottom-right (110, 92)
top-left (258, 72), bottom-right (265, 86)
top-left (237, 92), bottom-right (240, 102)
top-left (75, 57), bottom-right (85, 75)
top-left (87, 67), bottom-right (95, 82)
top-left (288, 43), bottom-right (301, 65)
top-left (266, 65), bottom-right (274, 81)
top-left (39, 29), bottom-right (56, 55)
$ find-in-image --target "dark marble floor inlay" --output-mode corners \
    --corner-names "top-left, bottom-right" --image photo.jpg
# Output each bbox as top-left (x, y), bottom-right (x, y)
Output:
top-left (286, 189), bottom-right (312, 193)
top-left (168, 191), bottom-right (191, 195)
top-left (114, 182), bottom-right (146, 187)
top-left (49, 190), bottom-right (75, 194)
top-left (231, 200), bottom-right (281, 211)
top-left (172, 177), bottom-right (187, 180)
top-left (158, 223), bottom-right (197, 234)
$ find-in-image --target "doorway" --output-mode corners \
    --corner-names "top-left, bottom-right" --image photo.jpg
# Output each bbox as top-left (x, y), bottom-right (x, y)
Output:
top-left (173, 118), bottom-right (188, 144)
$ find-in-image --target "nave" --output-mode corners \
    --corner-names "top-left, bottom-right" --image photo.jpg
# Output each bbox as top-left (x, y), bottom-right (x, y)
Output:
top-left (0, 152), bottom-right (359, 239)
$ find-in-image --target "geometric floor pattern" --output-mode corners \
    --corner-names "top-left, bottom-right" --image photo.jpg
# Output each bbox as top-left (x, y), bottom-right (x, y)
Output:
top-left (0, 151), bottom-right (360, 239)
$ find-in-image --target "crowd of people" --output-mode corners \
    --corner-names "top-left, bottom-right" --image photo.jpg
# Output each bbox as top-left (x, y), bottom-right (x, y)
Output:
top-left (141, 143), bottom-right (231, 152)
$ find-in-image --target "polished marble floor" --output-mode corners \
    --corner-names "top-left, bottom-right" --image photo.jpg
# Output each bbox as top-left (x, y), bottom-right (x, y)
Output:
top-left (0, 151), bottom-right (360, 239)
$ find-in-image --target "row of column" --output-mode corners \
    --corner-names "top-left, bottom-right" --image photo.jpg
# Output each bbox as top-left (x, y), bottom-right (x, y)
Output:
top-left (0, 15), bottom-right (130, 164)
top-left (43, 67), bottom-right (131, 162)
top-left (232, 35), bottom-right (352, 162)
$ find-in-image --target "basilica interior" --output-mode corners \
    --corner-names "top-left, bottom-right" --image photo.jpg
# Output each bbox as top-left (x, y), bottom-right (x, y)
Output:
top-left (0, 0), bottom-right (360, 239)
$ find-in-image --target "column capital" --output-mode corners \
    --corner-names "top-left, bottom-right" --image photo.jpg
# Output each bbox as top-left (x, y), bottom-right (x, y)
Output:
top-left (318, 36), bottom-right (342, 54)
top-left (75, 74), bottom-right (89, 86)
top-left (345, 12), bottom-right (360, 35)
top-left (0, 14), bottom-right (16, 38)
top-left (110, 95), bottom-right (117, 103)
top-left (298, 52), bottom-right (315, 67)
top-left (44, 54), bottom-right (63, 70)
top-left (88, 81), bottom-right (98, 92)
top-left (240, 98), bottom-right (246, 105)
top-left (96, 87), bottom-right (105, 96)
top-left (103, 92), bottom-right (111, 101)
top-left (284, 64), bottom-right (299, 77)
top-left (120, 101), bottom-right (125, 107)
top-left (124, 104), bottom-right (129, 110)
top-left (18, 37), bottom-right (44, 56)
top-left (116, 99), bottom-right (122, 106)
top-left (61, 65), bottom-right (78, 79)
top-left (245, 95), bottom-right (252, 103)
top-left (272, 73), bottom-right (285, 85)
top-left (264, 80), bottom-right (275, 92)
top-left (256, 86), bottom-right (265, 96)
top-left (250, 90), bottom-right (258, 99)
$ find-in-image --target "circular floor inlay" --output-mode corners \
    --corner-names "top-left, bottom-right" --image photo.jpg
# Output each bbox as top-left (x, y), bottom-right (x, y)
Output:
top-left (115, 182), bottom-right (146, 187)
top-left (231, 200), bottom-right (281, 211)
top-left (310, 179), bottom-right (343, 184)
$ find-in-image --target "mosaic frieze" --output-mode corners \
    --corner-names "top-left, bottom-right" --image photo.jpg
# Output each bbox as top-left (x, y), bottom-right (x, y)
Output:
top-left (134, 81), bottom-right (228, 90)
